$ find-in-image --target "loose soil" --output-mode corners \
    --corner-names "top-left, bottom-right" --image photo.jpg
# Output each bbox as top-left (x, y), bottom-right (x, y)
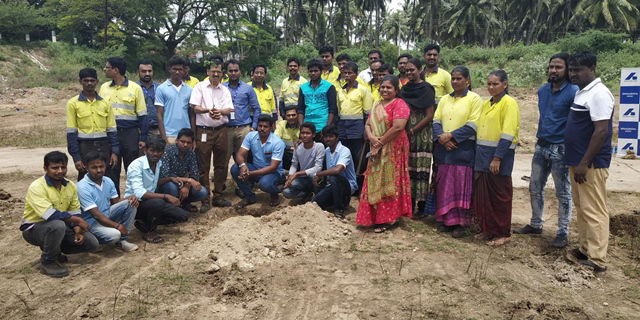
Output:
top-left (0, 87), bottom-right (639, 319)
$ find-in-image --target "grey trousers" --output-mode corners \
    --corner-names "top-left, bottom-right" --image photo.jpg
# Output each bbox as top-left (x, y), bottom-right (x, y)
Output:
top-left (22, 220), bottom-right (99, 263)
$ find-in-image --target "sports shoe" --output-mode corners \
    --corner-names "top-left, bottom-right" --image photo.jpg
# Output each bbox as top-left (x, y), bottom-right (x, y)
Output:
top-left (211, 198), bottom-right (231, 208)
top-left (551, 235), bottom-right (568, 248)
top-left (116, 240), bottom-right (139, 252)
top-left (200, 202), bottom-right (210, 213)
top-left (57, 254), bottom-right (68, 263)
top-left (333, 209), bottom-right (345, 219)
top-left (270, 194), bottom-right (282, 207)
top-left (234, 198), bottom-right (256, 209)
top-left (513, 224), bottom-right (543, 234)
top-left (578, 259), bottom-right (607, 273)
top-left (40, 261), bottom-right (69, 278)
top-left (570, 248), bottom-right (588, 260)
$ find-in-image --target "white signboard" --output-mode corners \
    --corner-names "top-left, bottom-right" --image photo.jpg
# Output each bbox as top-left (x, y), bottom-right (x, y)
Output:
top-left (618, 68), bottom-right (640, 157)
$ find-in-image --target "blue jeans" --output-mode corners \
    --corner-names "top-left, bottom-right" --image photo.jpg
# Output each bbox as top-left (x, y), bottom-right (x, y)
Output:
top-left (529, 143), bottom-right (572, 236)
top-left (157, 181), bottom-right (208, 204)
top-left (283, 176), bottom-right (314, 199)
top-left (88, 200), bottom-right (137, 244)
top-left (230, 163), bottom-right (281, 202)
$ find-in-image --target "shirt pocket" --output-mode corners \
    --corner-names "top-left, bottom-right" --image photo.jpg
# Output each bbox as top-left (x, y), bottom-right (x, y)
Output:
top-left (76, 107), bottom-right (94, 129)
top-left (93, 107), bottom-right (109, 129)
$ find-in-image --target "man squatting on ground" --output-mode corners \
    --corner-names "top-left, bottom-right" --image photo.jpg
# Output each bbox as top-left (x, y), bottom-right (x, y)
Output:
top-left (21, 151), bottom-right (100, 278)
top-left (282, 122), bottom-right (325, 204)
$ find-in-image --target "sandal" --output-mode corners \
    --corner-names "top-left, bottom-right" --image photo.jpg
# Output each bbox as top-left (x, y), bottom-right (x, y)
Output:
top-left (142, 232), bottom-right (164, 243)
top-left (374, 221), bottom-right (399, 233)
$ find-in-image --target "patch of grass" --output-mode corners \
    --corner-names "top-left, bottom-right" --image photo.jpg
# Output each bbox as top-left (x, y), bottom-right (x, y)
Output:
top-left (0, 125), bottom-right (66, 148)
top-left (622, 264), bottom-right (640, 279)
top-left (154, 261), bottom-right (193, 294)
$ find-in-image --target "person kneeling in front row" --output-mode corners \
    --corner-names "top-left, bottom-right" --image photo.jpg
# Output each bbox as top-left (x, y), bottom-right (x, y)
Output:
top-left (77, 151), bottom-right (139, 252)
top-left (282, 122), bottom-right (325, 205)
top-left (231, 114), bottom-right (286, 208)
top-left (21, 151), bottom-right (99, 278)
top-left (312, 125), bottom-right (358, 218)
top-left (125, 135), bottom-right (189, 243)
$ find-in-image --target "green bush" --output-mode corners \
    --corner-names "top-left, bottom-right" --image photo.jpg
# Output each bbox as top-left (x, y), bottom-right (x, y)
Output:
top-left (554, 30), bottom-right (627, 54)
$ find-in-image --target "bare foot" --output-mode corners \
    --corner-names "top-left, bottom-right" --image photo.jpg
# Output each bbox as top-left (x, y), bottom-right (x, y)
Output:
top-left (487, 237), bottom-right (510, 246)
top-left (475, 233), bottom-right (492, 241)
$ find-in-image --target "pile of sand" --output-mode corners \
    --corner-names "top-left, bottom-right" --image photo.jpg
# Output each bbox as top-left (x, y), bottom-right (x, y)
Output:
top-left (188, 202), bottom-right (354, 270)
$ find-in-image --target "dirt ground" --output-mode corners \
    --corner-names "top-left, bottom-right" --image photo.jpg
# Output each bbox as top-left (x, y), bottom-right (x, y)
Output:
top-left (0, 86), bottom-right (639, 320)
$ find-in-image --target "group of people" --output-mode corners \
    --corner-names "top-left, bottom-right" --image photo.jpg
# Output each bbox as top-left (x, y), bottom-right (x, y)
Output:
top-left (20, 44), bottom-right (614, 278)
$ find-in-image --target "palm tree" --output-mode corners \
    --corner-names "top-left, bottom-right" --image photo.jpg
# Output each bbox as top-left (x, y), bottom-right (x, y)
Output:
top-left (570, 0), bottom-right (639, 33)
top-left (442, 0), bottom-right (498, 46)
top-left (383, 10), bottom-right (409, 49)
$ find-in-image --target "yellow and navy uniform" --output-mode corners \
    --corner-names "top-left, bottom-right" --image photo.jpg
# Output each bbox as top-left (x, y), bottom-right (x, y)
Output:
top-left (475, 93), bottom-right (520, 176)
top-left (248, 81), bottom-right (278, 118)
top-left (321, 65), bottom-right (341, 84)
top-left (21, 175), bottom-right (81, 229)
top-left (275, 120), bottom-right (300, 149)
top-left (432, 89), bottom-right (482, 167)
top-left (65, 92), bottom-right (119, 163)
top-left (367, 82), bottom-right (381, 103)
top-left (184, 75), bottom-right (199, 88)
top-left (279, 74), bottom-right (307, 118)
top-left (424, 67), bottom-right (454, 104)
top-left (98, 78), bottom-right (148, 141)
top-left (337, 82), bottom-right (373, 139)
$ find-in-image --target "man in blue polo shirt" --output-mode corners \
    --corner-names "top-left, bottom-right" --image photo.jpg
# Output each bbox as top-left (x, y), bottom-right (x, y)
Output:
top-left (515, 53), bottom-right (579, 249)
top-left (223, 59), bottom-right (261, 169)
top-left (297, 59), bottom-right (338, 140)
top-left (156, 56), bottom-right (194, 145)
top-left (231, 114), bottom-right (285, 208)
top-left (564, 51), bottom-right (614, 273)
top-left (77, 151), bottom-right (139, 251)
top-left (312, 125), bottom-right (357, 218)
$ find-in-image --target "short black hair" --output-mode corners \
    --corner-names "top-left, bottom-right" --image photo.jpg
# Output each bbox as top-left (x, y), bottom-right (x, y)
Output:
top-left (107, 57), bottom-right (126, 76)
top-left (44, 151), bottom-right (68, 167)
top-left (380, 75), bottom-right (400, 93)
top-left (284, 105), bottom-right (297, 113)
top-left (79, 68), bottom-right (97, 80)
top-left (397, 53), bottom-right (413, 61)
top-left (300, 122), bottom-right (316, 134)
top-left (177, 128), bottom-right (195, 141)
top-left (407, 58), bottom-right (422, 71)
top-left (423, 44), bottom-right (441, 54)
top-left (137, 59), bottom-right (153, 69)
top-left (83, 151), bottom-right (105, 166)
top-left (318, 46), bottom-right (334, 56)
top-left (342, 61), bottom-right (358, 73)
top-left (257, 114), bottom-right (275, 125)
top-left (251, 64), bottom-right (267, 74)
top-left (488, 69), bottom-right (509, 94)
top-left (336, 53), bottom-right (352, 63)
top-left (307, 59), bottom-right (323, 71)
top-left (225, 58), bottom-right (240, 70)
top-left (568, 51), bottom-right (597, 68)
top-left (287, 57), bottom-right (300, 66)
top-left (368, 49), bottom-right (382, 58)
top-left (377, 63), bottom-right (394, 75)
top-left (321, 124), bottom-right (339, 137)
top-left (167, 56), bottom-right (186, 68)
top-left (549, 52), bottom-right (570, 81)
top-left (146, 135), bottom-right (166, 152)
top-left (451, 65), bottom-right (472, 89)
top-left (207, 55), bottom-right (224, 68)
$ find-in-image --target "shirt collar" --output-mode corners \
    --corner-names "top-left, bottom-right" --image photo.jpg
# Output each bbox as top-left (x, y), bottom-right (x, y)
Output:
top-left (82, 174), bottom-right (105, 187)
top-left (255, 131), bottom-right (274, 144)
top-left (490, 92), bottom-right (506, 104)
top-left (225, 80), bottom-right (245, 89)
top-left (137, 80), bottom-right (157, 89)
top-left (206, 81), bottom-right (223, 89)
top-left (581, 77), bottom-right (602, 92)
top-left (424, 67), bottom-right (439, 75)
top-left (251, 81), bottom-right (268, 90)
top-left (289, 74), bottom-right (301, 81)
top-left (45, 174), bottom-right (68, 187)
top-left (450, 88), bottom-right (469, 97)
top-left (78, 91), bottom-right (103, 101)
top-left (341, 81), bottom-right (359, 90)
top-left (110, 77), bottom-right (129, 87)
top-left (285, 121), bottom-right (299, 129)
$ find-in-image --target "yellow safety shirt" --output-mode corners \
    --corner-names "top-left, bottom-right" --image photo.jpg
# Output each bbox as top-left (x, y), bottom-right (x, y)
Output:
top-left (424, 67), bottom-right (454, 103)
top-left (22, 176), bottom-right (81, 225)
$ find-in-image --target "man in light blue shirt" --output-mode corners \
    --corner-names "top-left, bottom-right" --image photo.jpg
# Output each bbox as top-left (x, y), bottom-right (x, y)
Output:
top-left (77, 151), bottom-right (139, 251)
top-left (125, 135), bottom-right (188, 243)
top-left (223, 59), bottom-right (261, 171)
top-left (312, 125), bottom-right (357, 219)
top-left (156, 56), bottom-right (194, 144)
top-left (231, 115), bottom-right (285, 208)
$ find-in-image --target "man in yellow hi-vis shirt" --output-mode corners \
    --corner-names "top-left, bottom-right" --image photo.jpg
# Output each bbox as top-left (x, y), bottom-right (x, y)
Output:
top-left (319, 46), bottom-right (340, 83)
top-left (248, 64), bottom-right (278, 120)
top-left (99, 56), bottom-right (148, 193)
top-left (279, 57), bottom-right (307, 119)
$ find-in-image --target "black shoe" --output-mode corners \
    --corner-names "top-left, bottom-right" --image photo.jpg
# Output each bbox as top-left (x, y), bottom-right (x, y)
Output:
top-left (452, 226), bottom-right (469, 238)
top-left (571, 248), bottom-right (589, 260)
top-left (57, 254), bottom-right (68, 263)
top-left (551, 235), bottom-right (568, 248)
top-left (578, 259), bottom-right (607, 273)
top-left (270, 194), bottom-right (282, 207)
top-left (235, 188), bottom-right (244, 198)
top-left (199, 202), bottom-right (210, 213)
top-left (438, 224), bottom-right (455, 233)
top-left (234, 198), bottom-right (256, 209)
top-left (513, 224), bottom-right (543, 234)
top-left (333, 209), bottom-right (345, 219)
top-left (40, 262), bottom-right (69, 278)
top-left (211, 198), bottom-right (231, 208)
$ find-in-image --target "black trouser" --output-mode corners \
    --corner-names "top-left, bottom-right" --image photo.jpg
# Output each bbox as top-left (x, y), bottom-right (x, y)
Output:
top-left (134, 198), bottom-right (188, 233)
top-left (115, 127), bottom-right (141, 193)
top-left (282, 148), bottom-right (294, 171)
top-left (78, 139), bottom-right (117, 183)
top-left (341, 138), bottom-right (365, 190)
top-left (312, 175), bottom-right (351, 211)
top-left (22, 220), bottom-right (99, 263)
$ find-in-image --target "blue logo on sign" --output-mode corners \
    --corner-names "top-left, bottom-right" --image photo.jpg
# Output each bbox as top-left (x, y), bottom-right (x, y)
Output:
top-left (621, 143), bottom-right (634, 151)
top-left (624, 108), bottom-right (637, 116)
top-left (626, 72), bottom-right (638, 81)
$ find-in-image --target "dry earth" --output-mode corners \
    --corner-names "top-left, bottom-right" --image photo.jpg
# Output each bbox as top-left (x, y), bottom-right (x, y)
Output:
top-left (0, 86), bottom-right (639, 320)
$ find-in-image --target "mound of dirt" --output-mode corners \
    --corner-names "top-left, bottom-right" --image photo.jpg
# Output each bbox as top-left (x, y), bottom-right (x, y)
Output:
top-left (188, 202), bottom-right (354, 270)
top-left (610, 214), bottom-right (640, 237)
